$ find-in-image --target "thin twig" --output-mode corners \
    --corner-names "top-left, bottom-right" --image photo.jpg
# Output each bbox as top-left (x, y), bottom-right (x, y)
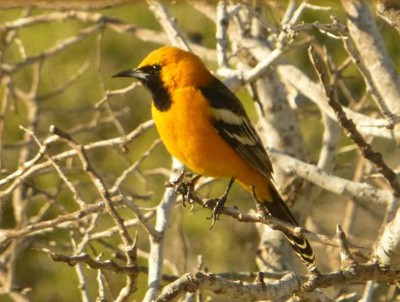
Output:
top-left (308, 45), bottom-right (400, 197)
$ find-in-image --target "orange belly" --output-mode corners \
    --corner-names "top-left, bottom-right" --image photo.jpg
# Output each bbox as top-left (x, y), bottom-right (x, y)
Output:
top-left (151, 86), bottom-right (271, 200)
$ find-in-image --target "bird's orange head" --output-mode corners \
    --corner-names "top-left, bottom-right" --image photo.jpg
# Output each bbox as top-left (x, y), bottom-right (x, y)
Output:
top-left (114, 46), bottom-right (213, 111)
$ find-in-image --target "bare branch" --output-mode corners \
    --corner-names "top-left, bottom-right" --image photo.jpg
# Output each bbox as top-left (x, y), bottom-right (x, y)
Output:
top-left (143, 160), bottom-right (181, 302)
top-left (373, 207), bottom-right (400, 268)
top-left (147, 0), bottom-right (191, 50)
top-left (308, 45), bottom-right (400, 197)
top-left (50, 252), bottom-right (139, 275)
top-left (155, 271), bottom-right (300, 302)
top-left (341, 0), bottom-right (400, 121)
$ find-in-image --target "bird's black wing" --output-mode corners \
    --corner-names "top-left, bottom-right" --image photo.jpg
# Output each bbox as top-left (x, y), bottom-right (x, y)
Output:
top-left (200, 77), bottom-right (273, 179)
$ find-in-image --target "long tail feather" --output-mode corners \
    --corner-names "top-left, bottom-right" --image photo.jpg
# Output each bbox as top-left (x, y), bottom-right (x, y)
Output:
top-left (263, 187), bottom-right (318, 272)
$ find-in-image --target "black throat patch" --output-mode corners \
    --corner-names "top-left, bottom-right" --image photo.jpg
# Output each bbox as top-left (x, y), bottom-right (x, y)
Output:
top-left (139, 65), bottom-right (172, 112)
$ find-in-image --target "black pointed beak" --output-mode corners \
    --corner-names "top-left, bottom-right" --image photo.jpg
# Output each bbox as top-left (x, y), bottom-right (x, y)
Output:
top-left (113, 68), bottom-right (147, 80)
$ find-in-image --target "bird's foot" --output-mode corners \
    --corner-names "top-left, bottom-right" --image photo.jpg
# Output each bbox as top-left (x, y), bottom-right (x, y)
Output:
top-left (204, 178), bottom-right (235, 228)
top-left (204, 195), bottom-right (227, 229)
top-left (166, 171), bottom-right (201, 206)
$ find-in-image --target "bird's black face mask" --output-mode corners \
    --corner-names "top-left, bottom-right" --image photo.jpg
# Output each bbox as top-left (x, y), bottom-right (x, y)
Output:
top-left (113, 64), bottom-right (171, 111)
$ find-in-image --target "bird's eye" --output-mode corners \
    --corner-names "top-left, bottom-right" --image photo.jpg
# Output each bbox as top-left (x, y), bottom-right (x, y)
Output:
top-left (152, 65), bottom-right (161, 72)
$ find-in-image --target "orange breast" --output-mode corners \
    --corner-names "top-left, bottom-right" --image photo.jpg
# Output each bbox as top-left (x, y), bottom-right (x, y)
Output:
top-left (151, 86), bottom-right (271, 200)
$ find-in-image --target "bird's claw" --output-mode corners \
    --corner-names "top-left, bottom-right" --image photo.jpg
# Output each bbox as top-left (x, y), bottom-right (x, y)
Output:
top-left (204, 178), bottom-right (235, 228)
top-left (205, 195), bottom-right (227, 229)
top-left (166, 172), bottom-right (201, 206)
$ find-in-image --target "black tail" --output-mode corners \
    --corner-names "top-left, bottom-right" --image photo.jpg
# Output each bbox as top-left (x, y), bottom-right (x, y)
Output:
top-left (263, 187), bottom-right (318, 272)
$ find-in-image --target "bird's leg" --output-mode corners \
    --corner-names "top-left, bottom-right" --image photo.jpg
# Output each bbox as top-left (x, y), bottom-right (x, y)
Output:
top-left (166, 170), bottom-right (201, 206)
top-left (206, 178), bottom-right (235, 228)
top-left (184, 174), bottom-right (202, 205)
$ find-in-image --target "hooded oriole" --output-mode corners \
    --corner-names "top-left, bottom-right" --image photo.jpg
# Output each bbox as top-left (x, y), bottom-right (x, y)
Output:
top-left (114, 46), bottom-right (317, 272)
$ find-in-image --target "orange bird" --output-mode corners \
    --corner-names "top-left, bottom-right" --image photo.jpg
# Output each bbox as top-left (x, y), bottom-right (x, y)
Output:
top-left (114, 46), bottom-right (317, 272)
